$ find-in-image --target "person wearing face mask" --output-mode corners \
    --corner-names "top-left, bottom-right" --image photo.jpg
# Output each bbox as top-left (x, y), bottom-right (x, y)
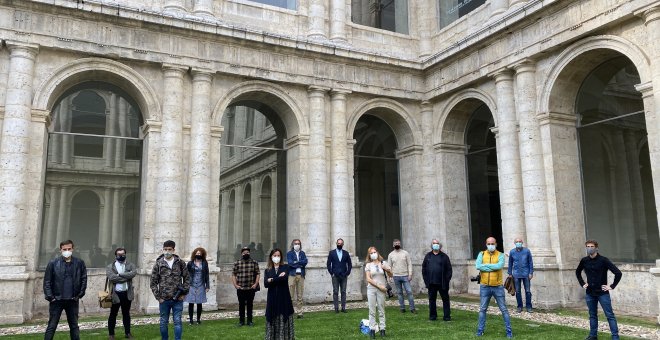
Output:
top-left (287, 239), bottom-right (308, 318)
top-left (150, 240), bottom-right (190, 340)
top-left (422, 239), bottom-right (452, 322)
top-left (576, 240), bottom-right (622, 340)
top-left (265, 248), bottom-right (295, 339)
top-left (106, 247), bottom-right (137, 339)
top-left (507, 238), bottom-right (534, 313)
top-left (232, 246), bottom-right (260, 326)
top-left (185, 247), bottom-right (210, 325)
top-left (475, 237), bottom-right (512, 338)
top-left (326, 238), bottom-right (353, 313)
top-left (364, 247), bottom-right (391, 338)
top-left (387, 239), bottom-right (415, 314)
top-left (43, 240), bottom-right (88, 340)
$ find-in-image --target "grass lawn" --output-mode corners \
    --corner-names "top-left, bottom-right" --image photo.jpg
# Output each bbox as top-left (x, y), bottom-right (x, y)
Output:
top-left (2, 306), bottom-right (638, 339)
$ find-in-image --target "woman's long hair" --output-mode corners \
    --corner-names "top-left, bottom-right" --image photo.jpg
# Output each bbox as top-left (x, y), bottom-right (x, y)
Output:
top-left (266, 248), bottom-right (283, 270)
top-left (190, 247), bottom-right (207, 262)
top-left (364, 246), bottom-right (383, 263)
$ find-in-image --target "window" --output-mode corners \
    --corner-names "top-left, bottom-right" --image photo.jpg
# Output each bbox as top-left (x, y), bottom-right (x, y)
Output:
top-left (438, 0), bottom-right (486, 29)
top-left (248, 0), bottom-right (296, 10)
top-left (352, 0), bottom-right (409, 34)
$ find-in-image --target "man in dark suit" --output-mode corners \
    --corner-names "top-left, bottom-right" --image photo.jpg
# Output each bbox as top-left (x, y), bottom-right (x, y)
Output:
top-left (326, 238), bottom-right (352, 313)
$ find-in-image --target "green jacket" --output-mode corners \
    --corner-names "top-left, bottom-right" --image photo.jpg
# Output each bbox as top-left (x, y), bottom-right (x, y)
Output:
top-left (150, 254), bottom-right (190, 301)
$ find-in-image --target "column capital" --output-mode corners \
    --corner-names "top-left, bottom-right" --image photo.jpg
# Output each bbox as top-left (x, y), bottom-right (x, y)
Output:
top-left (285, 134), bottom-right (310, 148)
top-left (536, 111), bottom-right (577, 127)
top-left (395, 145), bottom-right (423, 159)
top-left (635, 81), bottom-right (654, 98)
top-left (490, 126), bottom-right (499, 137)
top-left (420, 100), bottom-right (433, 112)
top-left (308, 85), bottom-right (331, 94)
top-left (162, 63), bottom-right (188, 76)
top-left (210, 125), bottom-right (223, 138)
top-left (31, 109), bottom-right (50, 124)
top-left (636, 5), bottom-right (660, 25)
top-left (142, 119), bottom-right (162, 134)
top-left (433, 142), bottom-right (467, 154)
top-left (330, 89), bottom-right (351, 97)
top-left (6, 41), bottom-right (39, 60)
top-left (511, 59), bottom-right (536, 74)
top-left (191, 68), bottom-right (214, 82)
top-left (489, 67), bottom-right (514, 82)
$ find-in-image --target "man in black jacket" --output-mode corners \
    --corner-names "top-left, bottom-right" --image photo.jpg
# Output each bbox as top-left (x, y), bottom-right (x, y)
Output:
top-left (576, 239), bottom-right (622, 340)
top-left (43, 240), bottom-right (88, 340)
top-left (422, 239), bottom-right (452, 321)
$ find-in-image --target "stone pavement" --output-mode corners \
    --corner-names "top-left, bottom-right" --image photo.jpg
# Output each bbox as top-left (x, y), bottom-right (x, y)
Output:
top-left (1, 299), bottom-right (657, 338)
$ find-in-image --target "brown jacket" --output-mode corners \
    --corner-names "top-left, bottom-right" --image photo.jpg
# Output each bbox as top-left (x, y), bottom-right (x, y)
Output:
top-left (150, 254), bottom-right (190, 301)
top-left (504, 275), bottom-right (516, 296)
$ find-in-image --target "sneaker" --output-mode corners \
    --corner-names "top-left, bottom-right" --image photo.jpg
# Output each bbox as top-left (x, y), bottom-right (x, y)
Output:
top-left (188, 320), bottom-right (194, 325)
top-left (476, 332), bottom-right (483, 337)
top-left (410, 309), bottom-right (417, 314)
top-left (236, 322), bottom-right (244, 327)
top-left (443, 317), bottom-right (451, 322)
top-left (507, 334), bottom-right (513, 339)
top-left (197, 320), bottom-right (201, 325)
top-left (516, 307), bottom-right (522, 313)
top-left (526, 308), bottom-right (532, 313)
top-left (247, 322), bottom-right (254, 326)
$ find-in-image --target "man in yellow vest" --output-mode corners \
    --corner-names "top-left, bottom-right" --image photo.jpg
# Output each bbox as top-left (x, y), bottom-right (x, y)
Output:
top-left (475, 237), bottom-right (512, 338)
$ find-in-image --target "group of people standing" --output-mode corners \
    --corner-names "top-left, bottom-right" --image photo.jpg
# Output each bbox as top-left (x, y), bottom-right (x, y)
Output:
top-left (42, 235), bottom-right (624, 340)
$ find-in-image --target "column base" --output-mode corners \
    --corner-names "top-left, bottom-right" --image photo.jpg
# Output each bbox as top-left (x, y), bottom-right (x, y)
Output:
top-left (0, 268), bottom-right (30, 325)
top-left (650, 260), bottom-right (660, 324)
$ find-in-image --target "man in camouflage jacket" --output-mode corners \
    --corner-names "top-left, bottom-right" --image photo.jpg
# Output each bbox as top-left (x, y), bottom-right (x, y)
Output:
top-left (150, 240), bottom-right (190, 340)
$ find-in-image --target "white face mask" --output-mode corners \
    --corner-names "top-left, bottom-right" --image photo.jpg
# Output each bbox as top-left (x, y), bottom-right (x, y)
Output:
top-left (487, 245), bottom-right (496, 252)
top-left (61, 250), bottom-right (72, 258)
top-left (293, 244), bottom-right (301, 251)
top-left (370, 253), bottom-right (378, 260)
top-left (272, 256), bottom-right (281, 264)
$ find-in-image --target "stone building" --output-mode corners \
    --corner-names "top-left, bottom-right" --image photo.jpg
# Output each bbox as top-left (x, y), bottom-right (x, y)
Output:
top-left (0, 0), bottom-right (659, 325)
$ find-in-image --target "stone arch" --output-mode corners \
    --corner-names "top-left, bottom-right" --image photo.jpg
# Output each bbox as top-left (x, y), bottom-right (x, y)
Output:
top-left (211, 80), bottom-right (307, 138)
top-left (68, 187), bottom-right (106, 206)
top-left (33, 57), bottom-right (161, 121)
top-left (347, 98), bottom-right (421, 149)
top-left (540, 35), bottom-right (651, 115)
top-left (435, 88), bottom-right (497, 145)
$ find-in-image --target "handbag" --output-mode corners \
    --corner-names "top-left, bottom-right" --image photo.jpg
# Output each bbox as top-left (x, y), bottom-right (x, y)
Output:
top-left (98, 278), bottom-right (113, 308)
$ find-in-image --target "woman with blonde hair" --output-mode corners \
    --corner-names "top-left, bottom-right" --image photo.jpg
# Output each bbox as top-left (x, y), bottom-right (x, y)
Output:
top-left (185, 247), bottom-right (210, 325)
top-left (364, 246), bottom-right (391, 338)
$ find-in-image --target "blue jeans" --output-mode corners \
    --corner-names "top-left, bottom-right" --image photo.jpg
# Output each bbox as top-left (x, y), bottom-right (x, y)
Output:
top-left (586, 293), bottom-right (619, 339)
top-left (477, 285), bottom-right (512, 337)
top-left (393, 276), bottom-right (415, 311)
top-left (159, 300), bottom-right (183, 340)
top-left (513, 277), bottom-right (532, 310)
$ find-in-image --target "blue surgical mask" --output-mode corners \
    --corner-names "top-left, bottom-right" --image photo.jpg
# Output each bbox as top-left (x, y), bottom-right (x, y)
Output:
top-left (432, 244), bottom-right (440, 251)
top-left (515, 242), bottom-right (523, 249)
top-left (487, 245), bottom-right (496, 252)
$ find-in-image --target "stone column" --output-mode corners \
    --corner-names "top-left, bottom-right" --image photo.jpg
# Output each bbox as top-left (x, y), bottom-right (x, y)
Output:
top-left (100, 187), bottom-right (113, 248)
top-left (156, 65), bottom-right (187, 246)
top-left (163, 0), bottom-right (186, 13)
top-left (513, 60), bottom-right (555, 262)
top-left (490, 0), bottom-right (509, 16)
top-left (187, 70), bottom-right (213, 252)
top-left (114, 97), bottom-right (128, 169)
top-left (193, 0), bottom-right (214, 17)
top-left (111, 187), bottom-right (122, 246)
top-left (417, 0), bottom-right (435, 58)
top-left (60, 99), bottom-right (73, 166)
top-left (417, 102), bottom-right (438, 259)
top-left (330, 90), bottom-right (351, 244)
top-left (56, 185), bottom-right (69, 244)
top-left (490, 68), bottom-right (526, 246)
top-left (329, 0), bottom-right (346, 43)
top-left (105, 93), bottom-right (117, 168)
top-left (306, 86), bottom-right (330, 256)
top-left (0, 42), bottom-right (38, 266)
top-left (44, 186), bottom-right (60, 251)
top-left (308, 0), bottom-right (327, 40)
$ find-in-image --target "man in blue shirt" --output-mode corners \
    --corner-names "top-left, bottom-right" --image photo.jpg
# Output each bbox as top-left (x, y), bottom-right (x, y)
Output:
top-left (507, 237), bottom-right (534, 313)
top-left (326, 238), bottom-right (352, 313)
top-left (287, 239), bottom-right (308, 318)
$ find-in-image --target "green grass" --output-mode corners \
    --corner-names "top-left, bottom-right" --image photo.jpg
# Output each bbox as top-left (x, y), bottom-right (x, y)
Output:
top-left (2, 306), bottom-right (641, 339)
top-left (545, 307), bottom-right (658, 329)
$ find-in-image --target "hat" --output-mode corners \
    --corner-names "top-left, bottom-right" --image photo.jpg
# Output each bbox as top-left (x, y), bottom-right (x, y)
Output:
top-left (241, 246), bottom-right (250, 252)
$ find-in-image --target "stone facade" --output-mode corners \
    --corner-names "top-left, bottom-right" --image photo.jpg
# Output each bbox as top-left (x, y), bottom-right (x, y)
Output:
top-left (0, 0), bottom-right (659, 325)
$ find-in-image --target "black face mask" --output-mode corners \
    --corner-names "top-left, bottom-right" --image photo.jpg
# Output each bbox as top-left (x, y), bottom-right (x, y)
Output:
top-left (195, 255), bottom-right (203, 260)
top-left (242, 254), bottom-right (250, 260)
top-left (394, 245), bottom-right (401, 250)
top-left (336, 245), bottom-right (343, 250)
top-left (116, 255), bottom-right (126, 262)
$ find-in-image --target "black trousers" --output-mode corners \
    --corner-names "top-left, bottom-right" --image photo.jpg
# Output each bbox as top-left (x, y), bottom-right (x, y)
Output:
top-left (44, 299), bottom-right (79, 340)
top-left (236, 289), bottom-right (255, 324)
top-left (108, 291), bottom-right (132, 336)
top-left (428, 284), bottom-right (451, 320)
top-left (188, 303), bottom-right (203, 321)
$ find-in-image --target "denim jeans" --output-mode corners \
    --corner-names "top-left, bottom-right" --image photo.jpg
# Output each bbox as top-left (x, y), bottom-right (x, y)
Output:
top-left (44, 299), bottom-right (80, 340)
top-left (586, 293), bottom-right (619, 339)
top-left (513, 277), bottom-right (532, 310)
top-left (393, 276), bottom-right (415, 311)
top-left (477, 285), bottom-right (512, 337)
top-left (331, 275), bottom-right (348, 311)
top-left (159, 299), bottom-right (183, 340)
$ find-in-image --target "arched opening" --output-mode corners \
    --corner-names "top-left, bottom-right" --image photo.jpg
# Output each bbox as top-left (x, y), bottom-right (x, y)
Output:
top-left (577, 56), bottom-right (659, 262)
top-left (353, 114), bottom-right (401, 259)
top-left (218, 99), bottom-right (287, 264)
top-left (465, 104), bottom-right (501, 256)
top-left (39, 81), bottom-right (144, 269)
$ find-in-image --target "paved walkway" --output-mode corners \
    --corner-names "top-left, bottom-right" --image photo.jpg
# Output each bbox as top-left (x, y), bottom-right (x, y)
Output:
top-left (2, 299), bottom-right (658, 338)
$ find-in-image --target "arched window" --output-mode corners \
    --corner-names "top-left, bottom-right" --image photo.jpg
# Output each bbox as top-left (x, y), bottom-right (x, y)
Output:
top-left (465, 104), bottom-right (501, 256)
top-left (351, 0), bottom-right (409, 34)
top-left (39, 82), bottom-right (144, 269)
top-left (353, 114), bottom-right (401, 259)
top-left (577, 56), bottom-right (659, 262)
top-left (218, 103), bottom-right (286, 264)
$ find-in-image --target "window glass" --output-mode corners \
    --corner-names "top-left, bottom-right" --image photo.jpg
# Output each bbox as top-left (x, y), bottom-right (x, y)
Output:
top-left (39, 82), bottom-right (143, 269)
top-left (249, 0), bottom-right (296, 10)
top-left (438, 0), bottom-right (486, 29)
top-left (577, 57), bottom-right (659, 263)
top-left (352, 0), bottom-right (409, 34)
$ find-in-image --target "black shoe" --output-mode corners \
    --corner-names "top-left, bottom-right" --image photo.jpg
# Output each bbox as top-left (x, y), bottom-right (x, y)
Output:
top-left (443, 317), bottom-right (451, 322)
top-left (297, 314), bottom-right (303, 319)
top-left (429, 317), bottom-right (437, 321)
top-left (380, 330), bottom-right (386, 337)
top-left (410, 309), bottom-right (417, 314)
top-left (189, 320), bottom-right (194, 325)
top-left (369, 330), bottom-right (376, 339)
top-left (341, 308), bottom-right (347, 313)
top-left (400, 309), bottom-right (406, 313)
top-left (125, 334), bottom-right (133, 339)
top-left (247, 322), bottom-right (254, 327)
top-left (197, 320), bottom-right (201, 324)
top-left (236, 322), bottom-right (244, 327)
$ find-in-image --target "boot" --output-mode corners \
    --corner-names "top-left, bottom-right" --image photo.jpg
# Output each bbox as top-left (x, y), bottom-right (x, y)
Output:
top-left (380, 330), bottom-right (386, 337)
top-left (369, 330), bottom-right (376, 339)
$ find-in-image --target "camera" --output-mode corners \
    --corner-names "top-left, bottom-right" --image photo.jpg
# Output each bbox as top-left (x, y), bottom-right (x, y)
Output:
top-left (172, 284), bottom-right (188, 301)
top-left (470, 272), bottom-right (481, 283)
top-left (386, 285), bottom-right (394, 298)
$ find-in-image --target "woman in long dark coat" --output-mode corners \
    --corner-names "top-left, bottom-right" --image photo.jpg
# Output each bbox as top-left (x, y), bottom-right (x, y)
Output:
top-left (264, 248), bottom-right (295, 339)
